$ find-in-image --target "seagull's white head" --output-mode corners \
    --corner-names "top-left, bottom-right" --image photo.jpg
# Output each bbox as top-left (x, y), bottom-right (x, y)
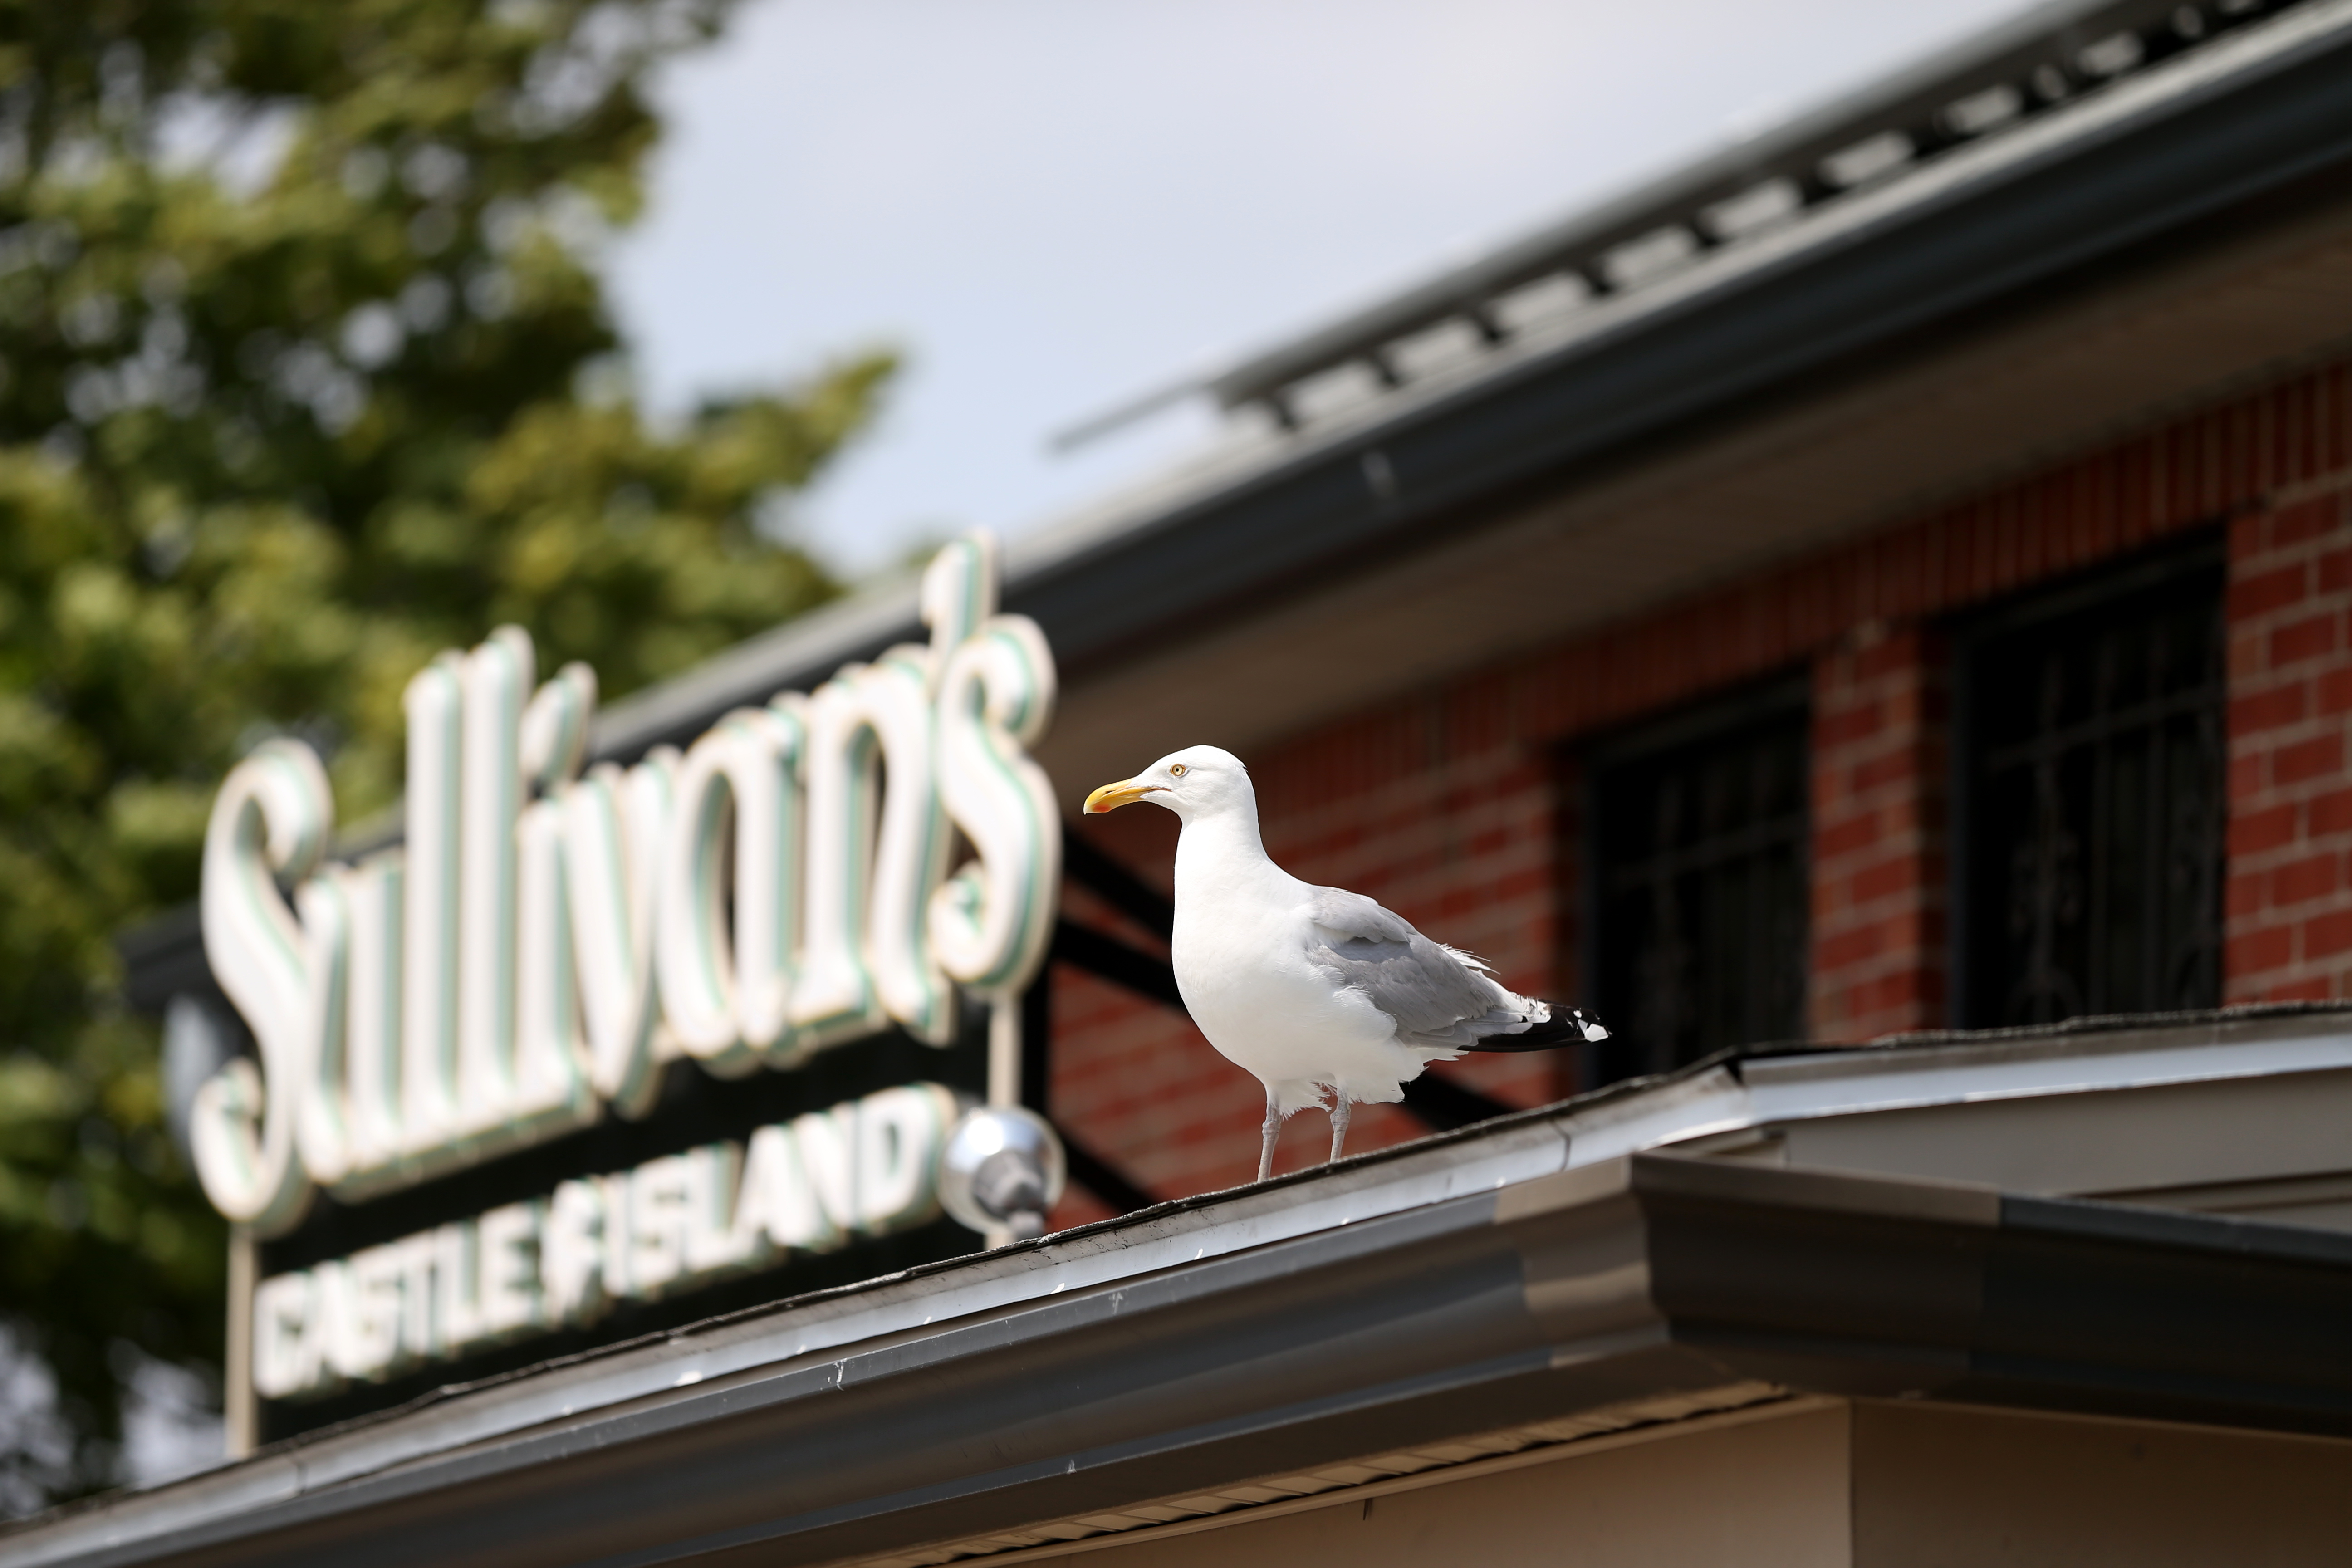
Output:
top-left (1082, 745), bottom-right (1253, 823)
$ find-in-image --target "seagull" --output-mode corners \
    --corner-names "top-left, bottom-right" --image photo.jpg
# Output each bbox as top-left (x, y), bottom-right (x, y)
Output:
top-left (1084, 745), bottom-right (1608, 1182)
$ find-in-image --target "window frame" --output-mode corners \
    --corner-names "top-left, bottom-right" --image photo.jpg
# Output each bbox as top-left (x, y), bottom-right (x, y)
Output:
top-left (1577, 670), bottom-right (1814, 1088)
top-left (1947, 528), bottom-right (2227, 1030)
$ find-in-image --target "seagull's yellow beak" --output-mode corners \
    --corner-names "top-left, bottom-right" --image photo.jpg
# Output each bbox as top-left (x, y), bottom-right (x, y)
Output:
top-left (1083, 777), bottom-right (1162, 814)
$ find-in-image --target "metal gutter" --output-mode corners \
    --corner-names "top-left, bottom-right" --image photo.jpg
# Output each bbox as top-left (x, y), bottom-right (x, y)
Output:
top-left (1058, 0), bottom-right (2311, 441)
top-left (13, 1009), bottom-right (2352, 1567)
top-left (1200, 0), bottom-right (2259, 412)
top-left (9, 1150), bottom-right (2347, 1568)
top-left (998, 0), bottom-right (2352, 675)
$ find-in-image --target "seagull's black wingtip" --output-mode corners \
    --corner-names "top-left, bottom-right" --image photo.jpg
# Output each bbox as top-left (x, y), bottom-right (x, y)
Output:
top-left (1467, 1005), bottom-right (1610, 1052)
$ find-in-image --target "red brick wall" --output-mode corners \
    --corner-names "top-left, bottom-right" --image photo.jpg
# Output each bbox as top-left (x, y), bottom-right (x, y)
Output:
top-left (1046, 355), bottom-right (2352, 1220)
top-left (2226, 475), bottom-right (2352, 1000)
top-left (1808, 625), bottom-right (1950, 1042)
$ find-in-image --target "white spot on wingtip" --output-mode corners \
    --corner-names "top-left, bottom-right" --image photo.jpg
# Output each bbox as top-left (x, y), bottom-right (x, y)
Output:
top-left (673, 1369), bottom-right (702, 1387)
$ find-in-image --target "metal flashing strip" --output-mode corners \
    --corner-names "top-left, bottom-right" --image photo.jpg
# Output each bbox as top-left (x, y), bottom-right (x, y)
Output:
top-left (1735, 1011), bottom-right (2352, 1122)
top-left (1551, 1066), bottom-right (1759, 1166)
top-left (1536, 1005), bottom-right (2352, 1172)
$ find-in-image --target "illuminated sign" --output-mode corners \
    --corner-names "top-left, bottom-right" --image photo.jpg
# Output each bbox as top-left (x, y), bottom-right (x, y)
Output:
top-left (191, 535), bottom-right (1058, 1403)
top-left (250, 1083), bottom-right (959, 1399)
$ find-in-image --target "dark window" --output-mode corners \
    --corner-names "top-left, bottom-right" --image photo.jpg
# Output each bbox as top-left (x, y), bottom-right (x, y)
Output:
top-left (1957, 539), bottom-right (2225, 1028)
top-left (1586, 678), bottom-right (1810, 1084)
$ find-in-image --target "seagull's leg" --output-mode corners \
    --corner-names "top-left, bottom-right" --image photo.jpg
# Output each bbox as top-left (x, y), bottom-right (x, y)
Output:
top-left (1257, 1093), bottom-right (1282, 1183)
top-left (1328, 1097), bottom-right (1351, 1165)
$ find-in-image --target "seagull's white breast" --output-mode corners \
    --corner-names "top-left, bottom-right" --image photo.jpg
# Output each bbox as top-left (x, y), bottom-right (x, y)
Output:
top-left (1170, 860), bottom-right (1425, 1112)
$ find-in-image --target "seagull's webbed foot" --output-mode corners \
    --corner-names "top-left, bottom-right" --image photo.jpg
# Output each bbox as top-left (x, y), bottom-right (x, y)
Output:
top-left (1257, 1094), bottom-right (1282, 1183)
top-left (1327, 1097), bottom-right (1351, 1165)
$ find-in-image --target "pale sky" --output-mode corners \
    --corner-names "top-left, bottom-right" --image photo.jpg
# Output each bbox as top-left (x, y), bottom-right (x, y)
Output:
top-left (608, 0), bottom-right (2039, 578)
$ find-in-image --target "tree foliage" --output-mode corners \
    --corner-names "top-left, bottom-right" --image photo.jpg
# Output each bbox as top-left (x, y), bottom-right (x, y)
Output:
top-left (0, 0), bottom-right (888, 1507)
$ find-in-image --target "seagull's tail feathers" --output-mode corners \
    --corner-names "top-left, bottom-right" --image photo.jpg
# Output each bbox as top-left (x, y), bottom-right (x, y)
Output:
top-left (1465, 1003), bottom-right (1610, 1052)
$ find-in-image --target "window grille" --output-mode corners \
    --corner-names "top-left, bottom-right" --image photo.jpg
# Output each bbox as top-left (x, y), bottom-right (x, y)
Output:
top-left (1586, 679), bottom-right (1810, 1085)
top-left (1957, 540), bottom-right (2225, 1028)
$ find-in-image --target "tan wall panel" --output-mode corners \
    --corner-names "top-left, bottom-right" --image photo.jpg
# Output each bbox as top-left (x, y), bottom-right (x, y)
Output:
top-left (1852, 1403), bottom-right (2352, 1567)
top-left (1081, 1405), bottom-right (1851, 1568)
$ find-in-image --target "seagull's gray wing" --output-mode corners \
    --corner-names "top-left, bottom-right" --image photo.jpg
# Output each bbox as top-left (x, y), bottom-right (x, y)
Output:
top-left (1300, 887), bottom-right (1535, 1050)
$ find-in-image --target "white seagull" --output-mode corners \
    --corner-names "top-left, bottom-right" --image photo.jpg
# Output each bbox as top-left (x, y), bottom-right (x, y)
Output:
top-left (1084, 745), bottom-right (1608, 1181)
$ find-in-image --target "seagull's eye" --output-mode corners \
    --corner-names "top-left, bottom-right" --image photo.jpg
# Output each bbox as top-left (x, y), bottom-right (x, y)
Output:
top-left (1168, 763), bottom-right (1188, 778)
